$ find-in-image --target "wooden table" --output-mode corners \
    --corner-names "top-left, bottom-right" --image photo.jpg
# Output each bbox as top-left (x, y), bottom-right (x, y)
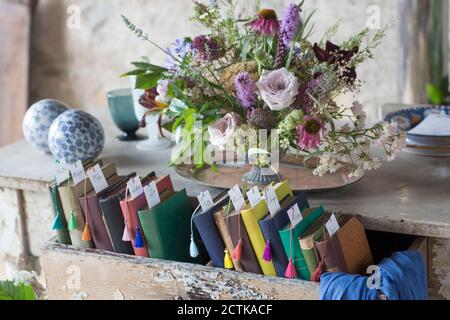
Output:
top-left (0, 107), bottom-right (449, 299)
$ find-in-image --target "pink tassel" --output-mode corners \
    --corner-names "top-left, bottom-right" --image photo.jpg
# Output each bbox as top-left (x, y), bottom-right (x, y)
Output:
top-left (232, 240), bottom-right (243, 261)
top-left (263, 241), bottom-right (272, 262)
top-left (122, 225), bottom-right (132, 242)
top-left (285, 258), bottom-right (297, 279)
top-left (311, 261), bottom-right (325, 283)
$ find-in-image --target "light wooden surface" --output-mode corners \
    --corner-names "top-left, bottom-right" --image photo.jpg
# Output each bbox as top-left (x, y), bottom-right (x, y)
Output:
top-left (0, 0), bottom-right (31, 147)
top-left (42, 242), bottom-right (320, 300)
top-left (0, 107), bottom-right (449, 239)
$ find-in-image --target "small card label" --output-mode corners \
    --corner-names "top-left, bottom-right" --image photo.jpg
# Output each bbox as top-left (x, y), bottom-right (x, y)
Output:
top-left (55, 161), bottom-right (69, 185)
top-left (197, 190), bottom-right (214, 212)
top-left (326, 214), bottom-right (340, 237)
top-left (247, 186), bottom-right (262, 208)
top-left (127, 176), bottom-right (144, 200)
top-left (69, 160), bottom-right (86, 185)
top-left (144, 181), bottom-right (160, 209)
top-left (287, 204), bottom-right (303, 228)
top-left (228, 185), bottom-right (246, 211)
top-left (87, 165), bottom-right (108, 193)
top-left (264, 187), bottom-right (281, 217)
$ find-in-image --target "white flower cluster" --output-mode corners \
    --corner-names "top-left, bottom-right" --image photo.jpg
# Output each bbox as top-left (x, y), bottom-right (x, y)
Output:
top-left (13, 270), bottom-right (37, 286)
top-left (376, 122), bottom-right (407, 162)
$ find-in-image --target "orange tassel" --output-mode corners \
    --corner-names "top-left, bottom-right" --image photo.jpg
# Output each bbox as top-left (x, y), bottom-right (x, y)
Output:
top-left (232, 240), bottom-right (243, 261)
top-left (311, 261), bottom-right (325, 282)
top-left (82, 224), bottom-right (92, 241)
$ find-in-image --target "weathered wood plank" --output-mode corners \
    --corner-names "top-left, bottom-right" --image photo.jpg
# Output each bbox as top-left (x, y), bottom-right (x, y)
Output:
top-left (41, 243), bottom-right (320, 301)
top-left (0, 0), bottom-right (31, 147)
top-left (428, 238), bottom-right (450, 300)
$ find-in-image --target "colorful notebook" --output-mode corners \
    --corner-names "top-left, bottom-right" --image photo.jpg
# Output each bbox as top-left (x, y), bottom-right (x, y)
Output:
top-left (315, 215), bottom-right (374, 275)
top-left (193, 193), bottom-right (230, 268)
top-left (79, 174), bottom-right (134, 251)
top-left (97, 174), bottom-right (158, 255)
top-left (279, 206), bottom-right (325, 280)
top-left (213, 209), bottom-right (243, 272)
top-left (120, 175), bottom-right (174, 257)
top-left (239, 181), bottom-right (294, 277)
top-left (260, 192), bottom-right (310, 277)
top-left (138, 189), bottom-right (202, 263)
top-left (49, 183), bottom-right (71, 245)
top-left (50, 159), bottom-right (98, 245)
top-left (222, 209), bottom-right (263, 275)
top-left (58, 162), bottom-right (115, 248)
top-left (302, 212), bottom-right (345, 274)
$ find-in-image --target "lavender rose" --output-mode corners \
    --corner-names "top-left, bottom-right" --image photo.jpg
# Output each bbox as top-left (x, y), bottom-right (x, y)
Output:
top-left (256, 68), bottom-right (299, 111)
top-left (208, 113), bottom-right (241, 148)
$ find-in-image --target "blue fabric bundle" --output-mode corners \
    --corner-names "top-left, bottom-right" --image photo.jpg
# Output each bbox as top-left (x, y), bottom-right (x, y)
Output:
top-left (320, 251), bottom-right (428, 300)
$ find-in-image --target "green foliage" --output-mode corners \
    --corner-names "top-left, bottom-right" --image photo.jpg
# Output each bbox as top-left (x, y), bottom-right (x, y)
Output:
top-left (427, 83), bottom-right (444, 105)
top-left (0, 281), bottom-right (36, 301)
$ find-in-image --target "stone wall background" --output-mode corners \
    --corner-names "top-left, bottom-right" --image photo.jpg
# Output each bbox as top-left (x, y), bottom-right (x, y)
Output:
top-left (29, 0), bottom-right (399, 121)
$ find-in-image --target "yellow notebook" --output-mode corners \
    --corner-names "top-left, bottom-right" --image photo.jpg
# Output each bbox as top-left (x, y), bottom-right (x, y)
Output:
top-left (240, 181), bottom-right (293, 277)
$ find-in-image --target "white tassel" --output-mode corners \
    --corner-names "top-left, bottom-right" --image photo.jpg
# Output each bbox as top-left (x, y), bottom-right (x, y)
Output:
top-left (189, 234), bottom-right (200, 258)
top-left (122, 225), bottom-right (132, 242)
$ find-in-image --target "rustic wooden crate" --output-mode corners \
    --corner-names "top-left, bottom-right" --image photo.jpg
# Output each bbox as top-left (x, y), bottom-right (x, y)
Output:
top-left (41, 234), bottom-right (428, 300)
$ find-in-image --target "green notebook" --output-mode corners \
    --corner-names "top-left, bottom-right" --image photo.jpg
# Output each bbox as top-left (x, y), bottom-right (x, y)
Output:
top-left (138, 189), bottom-right (202, 264)
top-left (279, 206), bottom-right (325, 280)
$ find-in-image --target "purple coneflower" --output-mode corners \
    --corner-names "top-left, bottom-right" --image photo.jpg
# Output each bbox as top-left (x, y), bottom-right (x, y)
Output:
top-left (296, 116), bottom-right (326, 150)
top-left (276, 4), bottom-right (302, 67)
top-left (248, 9), bottom-right (280, 37)
top-left (234, 72), bottom-right (257, 110)
top-left (192, 35), bottom-right (223, 61)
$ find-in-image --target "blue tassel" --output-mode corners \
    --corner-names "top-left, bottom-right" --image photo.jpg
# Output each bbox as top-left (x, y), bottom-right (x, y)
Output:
top-left (52, 214), bottom-right (64, 231)
top-left (135, 225), bottom-right (144, 248)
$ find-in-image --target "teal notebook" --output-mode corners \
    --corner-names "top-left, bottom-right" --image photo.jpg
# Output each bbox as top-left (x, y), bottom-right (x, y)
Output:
top-left (138, 189), bottom-right (203, 264)
top-left (278, 206), bottom-right (325, 280)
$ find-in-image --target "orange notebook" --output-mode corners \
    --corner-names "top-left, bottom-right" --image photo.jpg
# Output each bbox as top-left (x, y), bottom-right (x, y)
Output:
top-left (120, 175), bottom-right (174, 257)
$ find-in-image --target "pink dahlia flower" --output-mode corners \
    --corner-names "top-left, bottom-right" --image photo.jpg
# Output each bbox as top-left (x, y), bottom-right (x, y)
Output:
top-left (297, 116), bottom-right (326, 150)
top-left (248, 9), bottom-right (280, 37)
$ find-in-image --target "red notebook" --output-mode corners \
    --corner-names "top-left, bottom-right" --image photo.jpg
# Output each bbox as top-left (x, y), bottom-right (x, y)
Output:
top-left (119, 175), bottom-right (174, 257)
top-left (79, 174), bottom-right (134, 251)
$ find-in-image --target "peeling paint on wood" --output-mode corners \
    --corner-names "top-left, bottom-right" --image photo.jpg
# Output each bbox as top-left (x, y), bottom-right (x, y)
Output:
top-left (42, 242), bottom-right (320, 301)
top-left (428, 238), bottom-right (450, 300)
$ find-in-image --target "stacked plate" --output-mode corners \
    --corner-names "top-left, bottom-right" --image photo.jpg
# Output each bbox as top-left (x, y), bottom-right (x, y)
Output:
top-left (385, 106), bottom-right (450, 157)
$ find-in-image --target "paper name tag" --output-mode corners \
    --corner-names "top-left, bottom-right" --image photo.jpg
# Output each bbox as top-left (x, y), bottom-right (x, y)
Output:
top-left (55, 161), bottom-right (69, 185)
top-left (247, 186), bottom-right (263, 208)
top-left (87, 165), bottom-right (108, 193)
top-left (69, 160), bottom-right (86, 185)
top-left (264, 187), bottom-right (281, 217)
top-left (287, 204), bottom-right (303, 228)
top-left (144, 181), bottom-right (160, 209)
top-left (197, 190), bottom-right (214, 212)
top-left (127, 176), bottom-right (144, 200)
top-left (326, 214), bottom-right (340, 237)
top-left (228, 185), bottom-right (246, 211)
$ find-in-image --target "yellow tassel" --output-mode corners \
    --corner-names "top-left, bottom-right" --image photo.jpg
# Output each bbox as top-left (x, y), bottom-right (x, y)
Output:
top-left (82, 223), bottom-right (92, 241)
top-left (224, 250), bottom-right (234, 270)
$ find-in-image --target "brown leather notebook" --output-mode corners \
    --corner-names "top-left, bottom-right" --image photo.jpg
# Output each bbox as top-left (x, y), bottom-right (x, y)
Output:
top-left (79, 174), bottom-right (135, 251)
top-left (303, 212), bottom-right (347, 273)
top-left (225, 211), bottom-right (262, 275)
top-left (213, 209), bottom-right (244, 272)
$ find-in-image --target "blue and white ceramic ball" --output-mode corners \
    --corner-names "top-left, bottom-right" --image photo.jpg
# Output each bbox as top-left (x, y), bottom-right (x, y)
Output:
top-left (48, 110), bottom-right (105, 164)
top-left (22, 99), bottom-right (70, 153)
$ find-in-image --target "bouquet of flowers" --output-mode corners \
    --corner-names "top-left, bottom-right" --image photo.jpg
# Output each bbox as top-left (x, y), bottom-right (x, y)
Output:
top-left (122, 0), bottom-right (406, 178)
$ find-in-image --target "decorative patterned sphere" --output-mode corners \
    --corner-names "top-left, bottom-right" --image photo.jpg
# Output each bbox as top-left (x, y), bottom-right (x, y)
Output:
top-left (22, 99), bottom-right (70, 153)
top-left (48, 110), bottom-right (105, 164)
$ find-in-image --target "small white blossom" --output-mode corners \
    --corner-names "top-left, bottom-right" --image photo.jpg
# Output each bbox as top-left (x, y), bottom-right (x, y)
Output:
top-left (13, 271), bottom-right (37, 286)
